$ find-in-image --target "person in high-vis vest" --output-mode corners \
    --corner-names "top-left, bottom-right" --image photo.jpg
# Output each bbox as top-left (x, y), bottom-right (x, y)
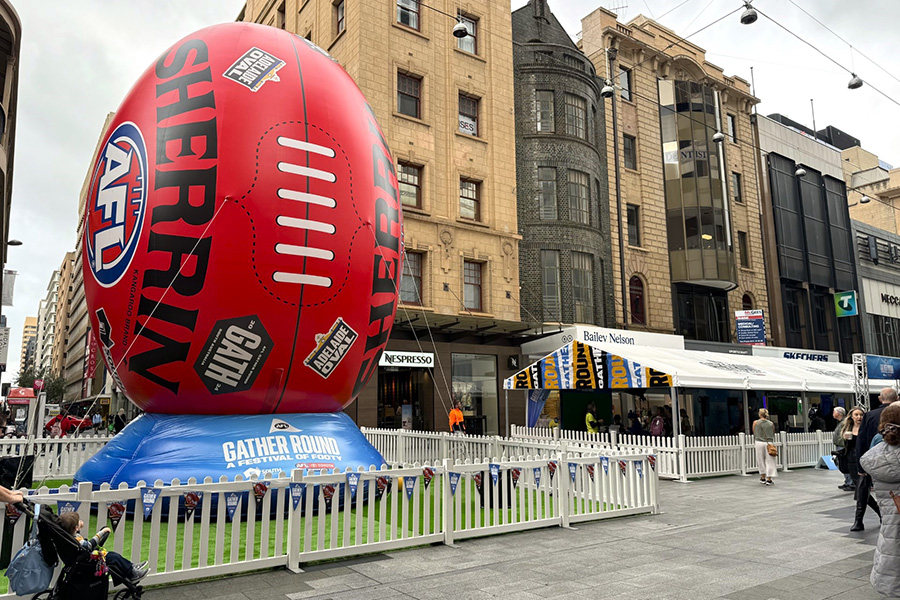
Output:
top-left (585, 403), bottom-right (601, 434)
top-left (449, 402), bottom-right (465, 433)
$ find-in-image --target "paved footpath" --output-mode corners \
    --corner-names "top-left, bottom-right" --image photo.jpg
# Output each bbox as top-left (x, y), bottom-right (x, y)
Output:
top-left (145, 468), bottom-right (891, 600)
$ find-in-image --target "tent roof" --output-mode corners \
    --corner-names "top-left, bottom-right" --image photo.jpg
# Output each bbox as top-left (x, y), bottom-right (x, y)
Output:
top-left (503, 340), bottom-right (893, 393)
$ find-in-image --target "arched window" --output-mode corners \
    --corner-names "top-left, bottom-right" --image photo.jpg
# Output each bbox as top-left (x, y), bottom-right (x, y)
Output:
top-left (630, 276), bottom-right (646, 325)
top-left (742, 293), bottom-right (754, 311)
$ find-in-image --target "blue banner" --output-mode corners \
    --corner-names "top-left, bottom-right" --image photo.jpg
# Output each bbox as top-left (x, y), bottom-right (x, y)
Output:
top-left (735, 310), bottom-right (766, 345)
top-left (489, 464), bottom-right (500, 486)
top-left (140, 487), bottom-right (159, 519)
top-left (526, 390), bottom-right (550, 428)
top-left (404, 476), bottom-right (417, 500)
top-left (57, 501), bottom-right (80, 515)
top-left (601, 457), bottom-right (609, 475)
top-left (225, 491), bottom-right (245, 521)
top-left (867, 355), bottom-right (900, 380)
top-left (449, 472), bottom-right (460, 496)
top-left (533, 467), bottom-right (542, 489)
top-left (289, 483), bottom-right (305, 510)
top-left (346, 473), bottom-right (360, 499)
top-left (568, 462), bottom-right (577, 482)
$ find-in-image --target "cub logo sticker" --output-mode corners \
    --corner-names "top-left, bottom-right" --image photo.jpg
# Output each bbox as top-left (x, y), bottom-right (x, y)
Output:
top-left (224, 47), bottom-right (285, 92)
top-left (304, 318), bottom-right (357, 379)
top-left (86, 121), bottom-right (148, 287)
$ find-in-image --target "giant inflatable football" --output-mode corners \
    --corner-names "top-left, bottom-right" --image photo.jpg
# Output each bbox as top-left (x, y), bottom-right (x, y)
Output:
top-left (76, 23), bottom-right (400, 485)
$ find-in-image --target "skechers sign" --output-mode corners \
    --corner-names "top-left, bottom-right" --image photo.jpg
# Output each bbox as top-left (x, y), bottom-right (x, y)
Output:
top-left (378, 351), bottom-right (434, 368)
top-left (86, 122), bottom-right (148, 287)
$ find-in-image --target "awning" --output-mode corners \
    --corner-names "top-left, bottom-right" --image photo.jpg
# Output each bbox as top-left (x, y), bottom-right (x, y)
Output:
top-left (503, 340), bottom-right (893, 393)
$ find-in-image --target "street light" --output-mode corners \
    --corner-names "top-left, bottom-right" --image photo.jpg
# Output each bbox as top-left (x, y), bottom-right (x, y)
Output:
top-left (416, 2), bottom-right (470, 38)
top-left (848, 74), bottom-right (863, 90)
top-left (712, 131), bottom-right (725, 144)
top-left (740, 2), bottom-right (758, 25)
top-left (6, 240), bottom-right (21, 246)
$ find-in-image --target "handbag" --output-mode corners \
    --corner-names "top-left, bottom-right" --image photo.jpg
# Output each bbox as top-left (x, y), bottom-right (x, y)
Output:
top-left (766, 443), bottom-right (778, 457)
top-left (6, 503), bottom-right (54, 595)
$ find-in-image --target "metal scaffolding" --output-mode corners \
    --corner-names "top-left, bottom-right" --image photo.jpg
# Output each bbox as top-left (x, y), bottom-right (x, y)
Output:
top-left (853, 353), bottom-right (868, 408)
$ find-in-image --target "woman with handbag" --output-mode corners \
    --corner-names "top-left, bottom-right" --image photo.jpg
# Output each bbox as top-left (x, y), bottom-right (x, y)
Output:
top-left (839, 408), bottom-right (865, 492)
top-left (859, 403), bottom-right (900, 597)
top-left (753, 408), bottom-right (777, 486)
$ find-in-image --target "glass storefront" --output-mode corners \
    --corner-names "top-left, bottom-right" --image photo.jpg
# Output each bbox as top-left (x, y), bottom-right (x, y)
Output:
top-left (659, 79), bottom-right (736, 289)
top-left (377, 368), bottom-right (433, 430)
top-left (451, 353), bottom-right (499, 435)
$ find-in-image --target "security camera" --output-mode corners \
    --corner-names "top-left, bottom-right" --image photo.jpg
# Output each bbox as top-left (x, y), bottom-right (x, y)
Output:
top-left (600, 81), bottom-right (615, 99)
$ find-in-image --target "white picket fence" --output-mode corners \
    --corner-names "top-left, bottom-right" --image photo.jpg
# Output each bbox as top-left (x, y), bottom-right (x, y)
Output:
top-left (0, 435), bottom-right (111, 480)
top-left (0, 450), bottom-right (657, 597)
top-left (508, 425), bottom-right (837, 482)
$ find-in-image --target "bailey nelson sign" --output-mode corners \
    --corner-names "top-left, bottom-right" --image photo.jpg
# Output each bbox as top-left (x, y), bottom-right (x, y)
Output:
top-left (379, 351), bottom-right (435, 368)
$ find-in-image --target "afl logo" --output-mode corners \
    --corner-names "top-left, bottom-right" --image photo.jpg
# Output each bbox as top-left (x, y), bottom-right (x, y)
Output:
top-left (85, 122), bottom-right (148, 287)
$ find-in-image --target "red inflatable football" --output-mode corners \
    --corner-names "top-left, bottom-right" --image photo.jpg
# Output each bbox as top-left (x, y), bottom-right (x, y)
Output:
top-left (83, 23), bottom-right (402, 414)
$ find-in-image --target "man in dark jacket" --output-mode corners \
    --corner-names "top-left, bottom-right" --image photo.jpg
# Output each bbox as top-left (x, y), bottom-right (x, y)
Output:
top-left (852, 387), bottom-right (897, 531)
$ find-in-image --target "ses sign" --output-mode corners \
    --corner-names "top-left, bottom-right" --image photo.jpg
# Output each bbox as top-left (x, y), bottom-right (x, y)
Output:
top-left (378, 351), bottom-right (435, 368)
top-left (735, 310), bottom-right (765, 345)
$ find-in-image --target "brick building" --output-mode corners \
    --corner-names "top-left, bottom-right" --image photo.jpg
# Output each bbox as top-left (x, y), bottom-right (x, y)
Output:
top-left (579, 8), bottom-right (769, 343)
top-left (512, 0), bottom-right (614, 328)
top-left (240, 0), bottom-right (526, 435)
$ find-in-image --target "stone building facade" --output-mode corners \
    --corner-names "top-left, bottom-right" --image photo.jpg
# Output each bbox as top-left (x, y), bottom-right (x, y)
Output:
top-left (512, 0), bottom-right (614, 328)
top-left (579, 8), bottom-right (770, 343)
top-left (240, 0), bottom-right (525, 435)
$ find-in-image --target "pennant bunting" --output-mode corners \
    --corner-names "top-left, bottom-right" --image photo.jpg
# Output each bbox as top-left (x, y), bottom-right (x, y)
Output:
top-left (489, 463), bottom-right (500, 486)
top-left (586, 464), bottom-right (595, 481)
top-left (346, 473), bottom-right (360, 499)
top-left (253, 481), bottom-right (270, 502)
top-left (5, 503), bottom-right (21, 526)
top-left (107, 502), bottom-right (126, 530)
top-left (449, 472), bottom-right (461, 496)
top-left (635, 461), bottom-right (644, 479)
top-left (183, 492), bottom-right (203, 520)
top-left (618, 460), bottom-right (627, 476)
top-left (548, 461), bottom-right (558, 481)
top-left (225, 491), bottom-right (245, 521)
top-left (321, 484), bottom-right (336, 506)
top-left (568, 462), bottom-right (577, 483)
top-left (404, 476), bottom-right (417, 500)
top-left (601, 456), bottom-right (609, 475)
top-left (375, 476), bottom-right (392, 498)
top-left (510, 468), bottom-right (521, 488)
top-left (57, 501), bottom-right (80, 516)
top-left (141, 487), bottom-right (160, 519)
top-left (648, 454), bottom-right (657, 471)
top-left (289, 483), bottom-right (306, 510)
top-left (533, 467), bottom-right (542, 489)
top-left (422, 467), bottom-right (436, 489)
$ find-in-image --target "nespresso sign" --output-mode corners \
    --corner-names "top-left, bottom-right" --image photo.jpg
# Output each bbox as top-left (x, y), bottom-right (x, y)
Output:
top-left (882, 293), bottom-right (900, 306)
top-left (379, 351), bottom-right (435, 368)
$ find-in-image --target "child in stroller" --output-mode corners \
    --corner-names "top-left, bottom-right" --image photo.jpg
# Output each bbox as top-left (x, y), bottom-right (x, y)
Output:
top-left (18, 501), bottom-right (148, 600)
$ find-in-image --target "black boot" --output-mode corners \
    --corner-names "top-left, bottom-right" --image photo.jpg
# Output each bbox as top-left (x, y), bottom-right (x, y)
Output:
top-left (850, 503), bottom-right (866, 532)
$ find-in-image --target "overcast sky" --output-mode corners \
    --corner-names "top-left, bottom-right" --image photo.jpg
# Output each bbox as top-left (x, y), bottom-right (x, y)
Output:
top-left (5, 0), bottom-right (900, 383)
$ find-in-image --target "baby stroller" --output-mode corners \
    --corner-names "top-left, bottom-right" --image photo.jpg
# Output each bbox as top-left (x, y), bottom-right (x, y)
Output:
top-left (16, 501), bottom-right (144, 600)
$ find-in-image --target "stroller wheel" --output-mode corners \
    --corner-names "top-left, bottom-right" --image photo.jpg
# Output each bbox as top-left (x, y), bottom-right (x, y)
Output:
top-left (114, 589), bottom-right (141, 600)
top-left (30, 592), bottom-right (52, 600)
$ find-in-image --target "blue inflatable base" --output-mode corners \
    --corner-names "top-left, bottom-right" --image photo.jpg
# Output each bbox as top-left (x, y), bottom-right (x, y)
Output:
top-left (74, 412), bottom-right (384, 487)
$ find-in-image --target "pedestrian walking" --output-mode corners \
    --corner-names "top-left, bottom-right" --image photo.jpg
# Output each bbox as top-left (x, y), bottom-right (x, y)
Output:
top-left (91, 411), bottom-right (102, 434)
top-left (851, 388), bottom-right (896, 531)
top-left (831, 406), bottom-right (851, 489)
top-left (585, 403), bottom-right (600, 434)
top-left (859, 403), bottom-right (900, 597)
top-left (448, 401), bottom-right (465, 433)
top-left (753, 408), bottom-right (777, 486)
top-left (837, 407), bottom-right (865, 492)
top-left (113, 408), bottom-right (128, 434)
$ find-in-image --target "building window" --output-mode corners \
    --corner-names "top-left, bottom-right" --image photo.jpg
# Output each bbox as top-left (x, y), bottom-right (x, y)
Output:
top-left (629, 276), bottom-right (645, 325)
top-left (565, 94), bottom-right (587, 140)
top-left (727, 113), bottom-right (737, 142)
top-left (619, 66), bottom-right (632, 102)
top-left (731, 172), bottom-right (743, 204)
top-left (335, 1), bottom-right (345, 34)
top-left (627, 203), bottom-right (640, 246)
top-left (397, 0), bottom-right (419, 30)
top-left (738, 230), bottom-right (750, 268)
top-left (623, 134), bottom-right (636, 170)
top-left (463, 260), bottom-right (483, 312)
top-left (451, 354), bottom-right (499, 435)
top-left (742, 293), bottom-right (753, 310)
top-left (541, 250), bottom-right (561, 321)
top-left (538, 167), bottom-right (557, 220)
top-left (564, 54), bottom-right (585, 71)
top-left (568, 170), bottom-right (590, 225)
top-left (572, 252), bottom-right (594, 323)
top-left (458, 94), bottom-right (479, 136)
top-left (459, 178), bottom-right (480, 221)
top-left (457, 13), bottom-right (477, 54)
top-left (397, 72), bottom-right (421, 118)
top-left (277, 1), bottom-right (286, 29)
top-left (397, 162), bottom-right (421, 209)
top-left (536, 90), bottom-right (554, 133)
top-left (400, 252), bottom-right (422, 305)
